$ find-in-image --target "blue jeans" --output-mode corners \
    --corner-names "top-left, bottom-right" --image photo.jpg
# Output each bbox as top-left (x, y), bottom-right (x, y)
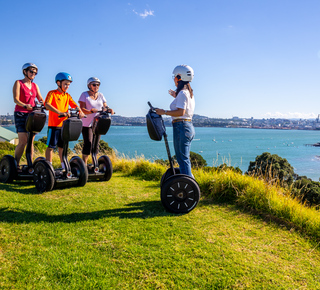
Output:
top-left (173, 121), bottom-right (195, 177)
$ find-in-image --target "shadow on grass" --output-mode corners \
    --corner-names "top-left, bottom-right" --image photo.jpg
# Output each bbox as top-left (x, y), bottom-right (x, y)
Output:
top-left (0, 182), bottom-right (38, 194)
top-left (0, 201), bottom-right (179, 224)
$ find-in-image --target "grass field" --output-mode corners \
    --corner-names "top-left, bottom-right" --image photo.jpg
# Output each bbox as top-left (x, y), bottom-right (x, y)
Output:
top-left (1, 171), bottom-right (320, 289)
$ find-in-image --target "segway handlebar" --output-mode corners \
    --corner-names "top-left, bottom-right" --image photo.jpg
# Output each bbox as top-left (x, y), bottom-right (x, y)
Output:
top-left (148, 102), bottom-right (158, 111)
top-left (58, 108), bottom-right (87, 118)
top-left (33, 101), bottom-right (46, 112)
top-left (96, 106), bottom-right (115, 115)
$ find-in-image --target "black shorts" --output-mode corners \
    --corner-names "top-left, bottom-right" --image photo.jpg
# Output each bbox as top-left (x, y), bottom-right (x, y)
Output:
top-left (14, 112), bottom-right (29, 133)
top-left (47, 127), bottom-right (63, 149)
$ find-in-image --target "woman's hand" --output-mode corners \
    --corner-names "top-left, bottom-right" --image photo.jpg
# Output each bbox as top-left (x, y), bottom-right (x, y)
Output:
top-left (79, 110), bottom-right (85, 119)
top-left (155, 109), bottom-right (166, 115)
top-left (168, 89), bottom-right (176, 98)
top-left (26, 104), bottom-right (33, 110)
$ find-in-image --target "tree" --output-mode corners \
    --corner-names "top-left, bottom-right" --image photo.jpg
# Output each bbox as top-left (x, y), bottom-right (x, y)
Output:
top-left (247, 152), bottom-right (295, 185)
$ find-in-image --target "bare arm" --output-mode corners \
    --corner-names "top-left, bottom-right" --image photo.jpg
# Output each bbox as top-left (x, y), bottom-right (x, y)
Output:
top-left (103, 102), bottom-right (114, 115)
top-left (13, 81), bottom-right (32, 110)
top-left (155, 108), bottom-right (185, 117)
top-left (45, 103), bottom-right (65, 115)
top-left (35, 84), bottom-right (44, 103)
top-left (79, 101), bottom-right (92, 115)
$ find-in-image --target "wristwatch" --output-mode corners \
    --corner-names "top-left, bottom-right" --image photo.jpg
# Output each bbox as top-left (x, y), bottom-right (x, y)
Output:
top-left (23, 105), bottom-right (27, 109)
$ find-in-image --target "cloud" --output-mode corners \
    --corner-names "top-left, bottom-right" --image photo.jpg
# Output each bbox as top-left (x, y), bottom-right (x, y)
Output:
top-left (263, 112), bottom-right (317, 119)
top-left (133, 9), bottom-right (154, 18)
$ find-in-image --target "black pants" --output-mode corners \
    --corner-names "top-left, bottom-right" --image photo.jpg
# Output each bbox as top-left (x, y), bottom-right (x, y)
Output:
top-left (82, 127), bottom-right (100, 155)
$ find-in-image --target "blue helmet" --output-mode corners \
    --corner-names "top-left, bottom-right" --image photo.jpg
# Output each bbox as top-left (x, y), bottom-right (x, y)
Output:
top-left (55, 72), bottom-right (73, 83)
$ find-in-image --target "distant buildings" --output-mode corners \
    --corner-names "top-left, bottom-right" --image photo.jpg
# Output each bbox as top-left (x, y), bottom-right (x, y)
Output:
top-left (1, 113), bottom-right (320, 130)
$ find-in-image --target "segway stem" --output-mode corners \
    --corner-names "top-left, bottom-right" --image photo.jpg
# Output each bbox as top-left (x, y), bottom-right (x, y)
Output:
top-left (25, 132), bottom-right (35, 168)
top-left (91, 133), bottom-right (99, 168)
top-left (163, 133), bottom-right (175, 175)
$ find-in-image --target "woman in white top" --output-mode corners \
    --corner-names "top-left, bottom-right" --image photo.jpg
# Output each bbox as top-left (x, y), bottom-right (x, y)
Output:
top-left (155, 65), bottom-right (195, 177)
top-left (78, 77), bottom-right (114, 165)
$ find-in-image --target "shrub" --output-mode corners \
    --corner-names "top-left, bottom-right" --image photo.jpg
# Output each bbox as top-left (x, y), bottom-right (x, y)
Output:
top-left (292, 176), bottom-right (320, 208)
top-left (0, 142), bottom-right (16, 151)
top-left (73, 139), bottom-right (113, 155)
top-left (190, 151), bottom-right (207, 168)
top-left (34, 140), bottom-right (47, 154)
top-left (172, 151), bottom-right (207, 168)
top-left (0, 142), bottom-right (16, 159)
top-left (247, 152), bottom-right (295, 186)
top-left (38, 136), bottom-right (47, 144)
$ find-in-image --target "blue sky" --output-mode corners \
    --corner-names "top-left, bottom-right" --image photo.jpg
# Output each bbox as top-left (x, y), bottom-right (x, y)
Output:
top-left (1, 0), bottom-right (320, 119)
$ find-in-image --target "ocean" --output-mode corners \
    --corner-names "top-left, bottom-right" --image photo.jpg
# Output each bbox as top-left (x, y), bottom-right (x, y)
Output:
top-left (5, 125), bottom-right (320, 181)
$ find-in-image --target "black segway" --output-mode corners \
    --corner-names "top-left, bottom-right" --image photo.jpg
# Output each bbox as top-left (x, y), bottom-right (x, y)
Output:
top-left (0, 103), bottom-right (47, 183)
top-left (33, 108), bottom-right (88, 193)
top-left (87, 108), bottom-right (113, 181)
top-left (146, 102), bottom-right (200, 214)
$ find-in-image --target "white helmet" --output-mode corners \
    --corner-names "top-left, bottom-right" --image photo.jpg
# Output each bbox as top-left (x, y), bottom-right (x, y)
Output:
top-left (172, 64), bottom-right (194, 82)
top-left (87, 77), bottom-right (100, 88)
top-left (22, 63), bottom-right (38, 73)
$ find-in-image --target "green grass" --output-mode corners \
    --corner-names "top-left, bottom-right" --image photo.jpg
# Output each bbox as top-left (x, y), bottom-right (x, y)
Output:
top-left (1, 170), bottom-right (320, 289)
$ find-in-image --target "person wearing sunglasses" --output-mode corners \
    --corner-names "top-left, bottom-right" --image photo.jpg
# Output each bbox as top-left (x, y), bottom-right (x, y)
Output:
top-left (155, 65), bottom-right (195, 177)
top-left (78, 77), bottom-right (114, 165)
top-left (13, 63), bottom-right (44, 168)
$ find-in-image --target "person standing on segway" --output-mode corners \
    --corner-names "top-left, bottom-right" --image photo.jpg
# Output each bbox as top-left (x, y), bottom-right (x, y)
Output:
top-left (78, 77), bottom-right (114, 165)
top-left (155, 65), bottom-right (195, 177)
top-left (44, 72), bottom-right (85, 169)
top-left (13, 63), bottom-right (44, 169)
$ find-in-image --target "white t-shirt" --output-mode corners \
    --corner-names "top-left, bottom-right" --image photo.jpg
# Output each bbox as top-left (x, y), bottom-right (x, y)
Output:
top-left (170, 89), bottom-right (195, 121)
top-left (78, 92), bottom-right (107, 127)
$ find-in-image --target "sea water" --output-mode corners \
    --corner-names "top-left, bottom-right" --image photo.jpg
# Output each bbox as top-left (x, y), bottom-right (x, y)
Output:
top-left (5, 125), bottom-right (320, 181)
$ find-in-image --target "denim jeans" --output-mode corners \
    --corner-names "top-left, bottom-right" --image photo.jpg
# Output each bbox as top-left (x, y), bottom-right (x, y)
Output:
top-left (173, 121), bottom-right (195, 177)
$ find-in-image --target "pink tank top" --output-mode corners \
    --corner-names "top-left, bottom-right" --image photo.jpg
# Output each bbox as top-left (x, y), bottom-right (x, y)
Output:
top-left (14, 80), bottom-right (38, 113)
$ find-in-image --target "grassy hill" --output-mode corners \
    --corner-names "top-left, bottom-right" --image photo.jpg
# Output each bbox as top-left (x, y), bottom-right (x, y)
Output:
top-left (1, 155), bottom-right (320, 289)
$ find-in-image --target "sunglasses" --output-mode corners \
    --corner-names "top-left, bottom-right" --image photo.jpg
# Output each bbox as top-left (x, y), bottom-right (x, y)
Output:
top-left (28, 70), bottom-right (37, 75)
top-left (91, 83), bottom-right (100, 87)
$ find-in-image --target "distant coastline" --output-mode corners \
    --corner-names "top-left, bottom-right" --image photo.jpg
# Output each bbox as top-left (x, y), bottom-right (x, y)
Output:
top-left (1, 113), bottom-right (320, 130)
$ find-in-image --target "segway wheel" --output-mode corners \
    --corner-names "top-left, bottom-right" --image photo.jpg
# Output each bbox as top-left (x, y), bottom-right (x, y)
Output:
top-left (98, 155), bottom-right (113, 181)
top-left (160, 167), bottom-right (180, 187)
top-left (0, 155), bottom-right (16, 183)
top-left (70, 156), bottom-right (88, 187)
top-left (33, 160), bottom-right (54, 193)
top-left (161, 175), bottom-right (200, 214)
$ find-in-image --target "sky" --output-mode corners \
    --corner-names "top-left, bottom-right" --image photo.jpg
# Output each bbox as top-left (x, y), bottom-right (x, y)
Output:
top-left (1, 0), bottom-right (320, 119)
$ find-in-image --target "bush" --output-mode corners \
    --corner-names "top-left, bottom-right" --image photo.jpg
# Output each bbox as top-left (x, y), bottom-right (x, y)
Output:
top-left (171, 151), bottom-right (207, 169)
top-left (247, 152), bottom-right (295, 186)
top-left (73, 139), bottom-right (113, 155)
top-left (190, 151), bottom-right (207, 168)
top-left (0, 142), bottom-right (16, 151)
top-left (38, 136), bottom-right (47, 144)
top-left (0, 142), bottom-right (16, 159)
top-left (215, 164), bottom-right (242, 174)
top-left (292, 176), bottom-right (320, 208)
top-left (34, 140), bottom-right (47, 154)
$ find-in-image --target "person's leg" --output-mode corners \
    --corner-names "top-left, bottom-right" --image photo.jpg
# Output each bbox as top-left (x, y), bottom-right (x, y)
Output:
top-left (45, 147), bottom-right (53, 163)
top-left (82, 127), bottom-right (92, 165)
top-left (46, 127), bottom-right (59, 163)
top-left (15, 132), bottom-right (28, 166)
top-left (14, 112), bottom-right (29, 166)
top-left (57, 128), bottom-right (65, 168)
top-left (173, 122), bottom-right (195, 177)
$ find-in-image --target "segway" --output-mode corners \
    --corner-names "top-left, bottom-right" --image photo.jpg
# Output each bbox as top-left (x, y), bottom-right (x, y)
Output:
top-left (146, 102), bottom-right (200, 214)
top-left (33, 108), bottom-right (88, 193)
top-left (0, 103), bottom-right (47, 183)
top-left (86, 108), bottom-right (113, 181)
